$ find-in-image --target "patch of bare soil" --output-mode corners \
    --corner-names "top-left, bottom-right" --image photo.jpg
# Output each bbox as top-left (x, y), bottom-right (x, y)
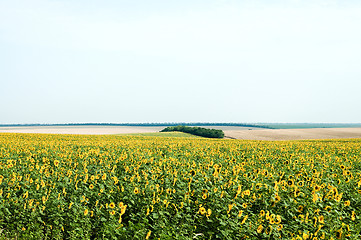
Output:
top-left (224, 128), bottom-right (361, 140)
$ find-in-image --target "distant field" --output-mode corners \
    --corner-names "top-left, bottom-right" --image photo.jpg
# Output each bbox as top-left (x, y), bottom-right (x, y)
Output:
top-left (224, 127), bottom-right (361, 140)
top-left (1, 125), bottom-right (361, 140)
top-left (255, 123), bottom-right (361, 129)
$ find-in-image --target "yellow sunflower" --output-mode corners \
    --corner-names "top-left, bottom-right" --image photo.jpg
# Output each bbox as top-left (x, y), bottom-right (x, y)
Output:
top-left (257, 225), bottom-right (264, 234)
top-left (199, 207), bottom-right (206, 215)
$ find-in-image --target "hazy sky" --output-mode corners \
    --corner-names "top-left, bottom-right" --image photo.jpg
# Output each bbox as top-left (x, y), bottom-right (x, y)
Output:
top-left (1, 0), bottom-right (361, 124)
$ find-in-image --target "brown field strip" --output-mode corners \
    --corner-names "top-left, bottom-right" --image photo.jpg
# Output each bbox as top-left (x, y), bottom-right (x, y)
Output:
top-left (224, 127), bottom-right (361, 140)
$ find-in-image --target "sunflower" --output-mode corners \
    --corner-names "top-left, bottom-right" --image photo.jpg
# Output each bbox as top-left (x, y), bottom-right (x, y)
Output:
top-left (275, 215), bottom-right (282, 224)
top-left (335, 229), bottom-right (343, 239)
top-left (351, 211), bottom-right (356, 221)
top-left (260, 210), bottom-right (265, 217)
top-left (109, 210), bottom-right (115, 215)
top-left (265, 225), bottom-right (272, 235)
top-left (206, 209), bottom-right (212, 217)
top-left (84, 209), bottom-right (89, 216)
top-left (202, 193), bottom-right (207, 200)
top-left (324, 206), bottom-right (331, 212)
top-left (243, 189), bottom-right (250, 196)
top-left (287, 179), bottom-right (294, 187)
top-left (312, 193), bottom-right (319, 203)
top-left (257, 224), bottom-right (264, 234)
top-left (297, 205), bottom-right (304, 213)
top-left (199, 207), bottom-right (206, 215)
top-left (314, 185), bottom-right (321, 191)
top-left (335, 193), bottom-right (343, 202)
top-left (89, 184), bottom-right (94, 190)
top-left (297, 181), bottom-right (304, 187)
top-left (241, 215), bottom-right (248, 224)
top-left (120, 204), bottom-right (127, 215)
top-left (227, 204), bottom-right (234, 213)
top-left (134, 187), bottom-right (139, 194)
top-left (102, 173), bottom-right (107, 180)
top-left (109, 202), bottom-right (115, 209)
top-left (318, 215), bottom-right (324, 224)
top-left (145, 230), bottom-right (152, 240)
top-left (276, 224), bottom-right (283, 231)
top-left (54, 160), bottom-right (60, 167)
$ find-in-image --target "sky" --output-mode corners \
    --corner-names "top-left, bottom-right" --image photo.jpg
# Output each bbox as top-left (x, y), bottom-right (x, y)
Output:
top-left (1, 0), bottom-right (361, 124)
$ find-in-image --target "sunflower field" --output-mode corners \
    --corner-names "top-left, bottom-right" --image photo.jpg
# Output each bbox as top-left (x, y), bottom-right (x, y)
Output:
top-left (0, 133), bottom-right (361, 239)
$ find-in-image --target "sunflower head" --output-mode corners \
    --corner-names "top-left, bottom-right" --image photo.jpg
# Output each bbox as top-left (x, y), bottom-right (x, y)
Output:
top-left (297, 205), bottom-right (304, 213)
top-left (260, 210), bottom-right (265, 217)
top-left (287, 179), bottom-right (294, 187)
top-left (199, 207), bottom-right (206, 215)
top-left (335, 229), bottom-right (343, 239)
top-left (257, 225), bottom-right (264, 234)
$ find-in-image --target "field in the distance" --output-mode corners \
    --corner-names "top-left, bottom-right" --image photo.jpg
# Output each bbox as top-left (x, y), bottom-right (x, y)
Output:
top-left (1, 125), bottom-right (361, 140)
top-left (223, 127), bottom-right (361, 140)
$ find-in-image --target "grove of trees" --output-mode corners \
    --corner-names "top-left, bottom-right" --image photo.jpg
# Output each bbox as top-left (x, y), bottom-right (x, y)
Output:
top-left (160, 125), bottom-right (224, 138)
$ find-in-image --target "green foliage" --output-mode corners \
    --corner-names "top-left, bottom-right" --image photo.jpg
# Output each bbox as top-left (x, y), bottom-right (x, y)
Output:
top-left (1, 134), bottom-right (361, 239)
top-left (160, 126), bottom-right (224, 138)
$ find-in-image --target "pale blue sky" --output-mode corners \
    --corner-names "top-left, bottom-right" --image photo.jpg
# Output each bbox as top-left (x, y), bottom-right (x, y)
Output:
top-left (1, 0), bottom-right (360, 124)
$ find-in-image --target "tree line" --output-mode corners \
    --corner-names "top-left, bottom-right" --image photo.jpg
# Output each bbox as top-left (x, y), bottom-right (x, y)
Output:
top-left (160, 126), bottom-right (224, 138)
